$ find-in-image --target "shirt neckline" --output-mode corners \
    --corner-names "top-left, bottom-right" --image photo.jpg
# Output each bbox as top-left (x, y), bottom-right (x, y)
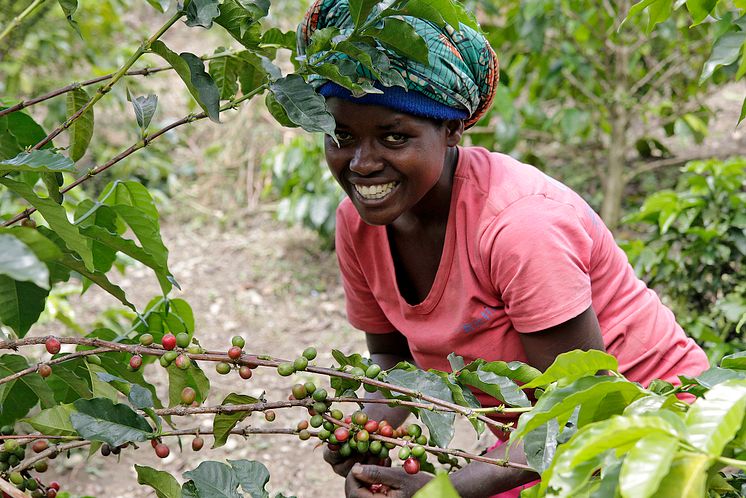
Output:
top-left (381, 146), bottom-right (466, 314)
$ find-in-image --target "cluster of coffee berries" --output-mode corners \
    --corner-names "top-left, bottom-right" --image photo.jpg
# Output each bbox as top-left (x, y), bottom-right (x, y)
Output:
top-left (148, 439), bottom-right (170, 459)
top-left (215, 336), bottom-right (255, 379)
top-left (1, 428), bottom-right (61, 497)
top-left (276, 347), bottom-right (317, 377)
top-left (36, 337), bottom-right (63, 379)
top-left (100, 442), bottom-right (129, 457)
top-left (132, 332), bottom-right (203, 372)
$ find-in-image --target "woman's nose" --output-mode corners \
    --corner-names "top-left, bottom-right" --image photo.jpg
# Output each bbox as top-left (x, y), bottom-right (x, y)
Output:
top-left (349, 142), bottom-right (383, 175)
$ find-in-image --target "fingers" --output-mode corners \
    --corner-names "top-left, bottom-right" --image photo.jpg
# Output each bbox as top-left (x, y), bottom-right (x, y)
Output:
top-left (350, 463), bottom-right (402, 486)
top-left (324, 447), bottom-right (364, 477)
top-left (345, 470), bottom-right (377, 498)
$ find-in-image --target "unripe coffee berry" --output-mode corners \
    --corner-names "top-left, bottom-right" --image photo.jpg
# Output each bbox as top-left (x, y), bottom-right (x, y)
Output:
top-left (303, 381), bottom-right (316, 394)
top-left (339, 443), bottom-right (352, 457)
top-left (32, 440), bottom-right (48, 453)
top-left (154, 443), bottom-right (170, 458)
top-left (277, 362), bottom-right (294, 376)
top-left (176, 333), bottom-right (190, 348)
top-left (364, 383), bottom-right (378, 393)
top-left (34, 461), bottom-right (48, 472)
top-left (352, 411), bottom-right (368, 425)
top-left (231, 336), bottom-right (245, 348)
top-left (45, 338), bottom-right (61, 355)
top-left (188, 344), bottom-right (203, 355)
top-left (298, 429), bottom-right (311, 441)
top-left (228, 346), bottom-right (242, 360)
top-left (369, 440), bottom-right (383, 455)
top-left (264, 410), bottom-right (276, 422)
top-left (161, 333), bottom-right (177, 350)
top-left (291, 384), bottom-right (307, 399)
top-left (86, 354), bottom-right (102, 366)
top-left (415, 435), bottom-right (427, 445)
top-left (323, 421), bottom-right (335, 431)
top-left (39, 364), bottom-right (52, 378)
top-left (21, 218), bottom-right (37, 228)
top-left (139, 333), bottom-right (154, 346)
top-left (317, 428), bottom-right (330, 440)
top-left (355, 429), bottom-right (370, 442)
top-left (407, 424), bottom-right (422, 438)
top-left (411, 445), bottom-right (425, 458)
top-left (129, 355), bottom-right (143, 371)
top-left (365, 364), bottom-right (382, 378)
top-left (216, 362), bottom-right (231, 375)
top-left (174, 354), bottom-right (191, 370)
top-left (180, 387), bottom-right (197, 405)
top-left (312, 388), bottom-right (328, 402)
top-left (312, 402), bottom-right (328, 414)
top-left (9, 472), bottom-right (23, 485)
top-left (192, 437), bottom-right (204, 451)
top-left (25, 479), bottom-right (38, 491)
top-left (398, 447), bottom-right (411, 460)
top-left (349, 367), bottom-right (366, 377)
top-left (310, 414), bottom-right (324, 428)
top-left (293, 356), bottom-right (308, 371)
top-left (330, 409), bottom-right (343, 420)
top-left (238, 365), bottom-right (252, 379)
top-left (302, 347), bottom-right (317, 360)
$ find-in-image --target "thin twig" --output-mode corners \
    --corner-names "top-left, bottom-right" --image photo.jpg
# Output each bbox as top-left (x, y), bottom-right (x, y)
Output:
top-left (0, 0), bottom-right (47, 44)
top-left (2, 83), bottom-right (268, 227)
top-left (0, 476), bottom-right (27, 498)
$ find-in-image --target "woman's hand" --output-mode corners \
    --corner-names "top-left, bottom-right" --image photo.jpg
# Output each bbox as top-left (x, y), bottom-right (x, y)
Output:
top-left (345, 463), bottom-right (433, 497)
top-left (324, 446), bottom-right (391, 477)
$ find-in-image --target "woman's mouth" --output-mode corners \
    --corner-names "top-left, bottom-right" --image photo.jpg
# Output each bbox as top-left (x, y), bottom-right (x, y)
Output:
top-left (353, 181), bottom-right (399, 200)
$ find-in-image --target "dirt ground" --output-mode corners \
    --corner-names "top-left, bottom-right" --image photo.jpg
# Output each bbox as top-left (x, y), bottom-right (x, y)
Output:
top-left (33, 209), bottom-right (491, 498)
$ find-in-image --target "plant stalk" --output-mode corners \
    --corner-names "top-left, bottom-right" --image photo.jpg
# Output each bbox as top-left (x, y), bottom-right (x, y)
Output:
top-left (0, 0), bottom-right (47, 45)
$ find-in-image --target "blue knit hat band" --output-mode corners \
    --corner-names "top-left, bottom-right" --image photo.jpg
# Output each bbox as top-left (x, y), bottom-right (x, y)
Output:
top-left (319, 82), bottom-right (469, 122)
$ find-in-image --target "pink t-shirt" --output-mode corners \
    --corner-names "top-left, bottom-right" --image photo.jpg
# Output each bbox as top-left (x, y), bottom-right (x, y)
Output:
top-left (335, 146), bottom-right (708, 407)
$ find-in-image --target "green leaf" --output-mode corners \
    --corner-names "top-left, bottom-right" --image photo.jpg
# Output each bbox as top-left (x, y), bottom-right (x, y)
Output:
top-left (541, 415), bottom-right (679, 497)
top-left (71, 397), bottom-right (154, 447)
top-left (149, 41), bottom-right (221, 122)
top-left (0, 109), bottom-right (49, 160)
top-left (213, 393), bottom-right (258, 448)
top-left (686, 0), bottom-right (717, 25)
top-left (0, 150), bottom-right (75, 174)
top-left (183, 461), bottom-right (242, 498)
top-left (136, 465), bottom-right (182, 498)
top-left (1, 226), bottom-right (63, 263)
top-left (86, 363), bottom-right (119, 401)
top-left (260, 28), bottom-right (296, 49)
top-left (653, 453), bottom-right (711, 498)
top-left (209, 53), bottom-right (241, 100)
top-left (522, 350), bottom-right (618, 389)
top-left (227, 459), bottom-right (271, 498)
top-left (523, 419), bottom-right (559, 473)
top-left (25, 404), bottom-right (77, 436)
top-left (349, 0), bottom-right (379, 27)
top-left (624, 0), bottom-right (673, 33)
top-left (167, 362), bottom-right (210, 407)
top-left (95, 372), bottom-right (154, 409)
top-left (685, 379), bottom-right (746, 456)
top-left (701, 31), bottom-right (746, 83)
top-left (237, 0), bottom-right (269, 19)
top-left (0, 276), bottom-right (49, 337)
top-left (215, 0), bottom-right (264, 50)
top-left (511, 377), bottom-right (648, 440)
top-left (185, 0), bottom-right (220, 28)
top-left (386, 369), bottom-right (455, 447)
top-left (0, 354), bottom-right (55, 425)
top-left (458, 367), bottom-right (530, 407)
top-left (129, 93), bottom-right (158, 131)
top-left (739, 96), bottom-right (746, 125)
top-left (57, 0), bottom-right (81, 35)
top-left (0, 177), bottom-right (93, 270)
top-left (265, 92), bottom-right (299, 128)
top-left (269, 75), bottom-right (336, 134)
top-left (720, 351), bottom-right (746, 370)
top-left (619, 433), bottom-right (677, 498)
top-left (145, 0), bottom-right (170, 12)
top-left (364, 18), bottom-right (429, 65)
top-left (236, 51), bottom-right (269, 95)
top-left (433, 371), bottom-right (484, 435)
top-left (412, 471), bottom-right (461, 497)
top-left (66, 87), bottom-right (94, 162)
top-left (464, 359), bottom-right (541, 384)
top-left (45, 358), bottom-right (93, 403)
top-left (0, 233), bottom-right (50, 289)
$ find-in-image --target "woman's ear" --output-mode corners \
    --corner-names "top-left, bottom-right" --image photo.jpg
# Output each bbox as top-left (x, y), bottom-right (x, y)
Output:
top-left (444, 119), bottom-right (465, 146)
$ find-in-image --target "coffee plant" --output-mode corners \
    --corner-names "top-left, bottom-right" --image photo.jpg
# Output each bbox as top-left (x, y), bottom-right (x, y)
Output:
top-left (2, 0), bottom-right (746, 497)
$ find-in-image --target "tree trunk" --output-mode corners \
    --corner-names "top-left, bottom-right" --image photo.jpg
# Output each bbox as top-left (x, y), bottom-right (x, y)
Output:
top-left (600, 108), bottom-right (627, 230)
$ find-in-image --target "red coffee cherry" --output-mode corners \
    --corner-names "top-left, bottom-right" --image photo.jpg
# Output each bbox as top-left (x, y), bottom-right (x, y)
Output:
top-left (38, 364), bottom-right (52, 378)
top-left (333, 427), bottom-right (349, 443)
top-left (403, 457), bottom-right (420, 475)
top-left (129, 355), bottom-right (143, 371)
top-left (154, 443), bottom-right (170, 458)
top-left (227, 346), bottom-right (242, 360)
top-left (161, 333), bottom-right (177, 351)
top-left (238, 366), bottom-right (252, 379)
top-left (191, 437), bottom-right (204, 451)
top-left (45, 338), bottom-right (61, 355)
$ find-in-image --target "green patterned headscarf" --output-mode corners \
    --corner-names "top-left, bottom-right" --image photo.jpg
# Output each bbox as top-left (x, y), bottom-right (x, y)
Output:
top-left (297, 0), bottom-right (499, 128)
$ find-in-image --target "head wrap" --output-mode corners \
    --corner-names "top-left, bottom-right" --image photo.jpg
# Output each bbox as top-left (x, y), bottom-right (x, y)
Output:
top-left (297, 0), bottom-right (499, 128)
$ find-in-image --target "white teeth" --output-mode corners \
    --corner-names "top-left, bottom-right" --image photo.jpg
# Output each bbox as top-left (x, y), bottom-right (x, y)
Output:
top-left (354, 182), bottom-right (397, 200)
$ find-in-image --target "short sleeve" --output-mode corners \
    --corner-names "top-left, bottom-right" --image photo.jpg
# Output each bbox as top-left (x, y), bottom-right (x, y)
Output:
top-left (481, 195), bottom-right (593, 332)
top-left (335, 207), bottom-right (396, 333)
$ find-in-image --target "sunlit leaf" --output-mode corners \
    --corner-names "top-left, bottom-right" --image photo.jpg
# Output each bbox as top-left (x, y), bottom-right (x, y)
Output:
top-left (653, 453), bottom-right (711, 498)
top-left (700, 31), bottom-right (746, 83)
top-left (136, 465), bottom-right (182, 498)
top-left (0, 233), bottom-right (50, 289)
top-left (619, 433), bottom-right (677, 498)
top-left (66, 87), bottom-right (94, 162)
top-left (212, 393), bottom-right (258, 448)
top-left (522, 350), bottom-right (618, 389)
top-left (185, 0), bottom-right (220, 28)
top-left (685, 379), bottom-right (746, 456)
top-left (364, 18), bottom-right (430, 65)
top-left (0, 150), bottom-right (75, 174)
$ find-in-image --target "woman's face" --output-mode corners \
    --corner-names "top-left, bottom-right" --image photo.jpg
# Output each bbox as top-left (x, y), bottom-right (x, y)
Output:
top-left (324, 98), bottom-right (463, 226)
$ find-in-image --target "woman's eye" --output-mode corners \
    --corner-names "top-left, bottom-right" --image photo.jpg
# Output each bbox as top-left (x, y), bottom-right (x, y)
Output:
top-left (383, 133), bottom-right (407, 143)
top-left (334, 131), bottom-right (352, 141)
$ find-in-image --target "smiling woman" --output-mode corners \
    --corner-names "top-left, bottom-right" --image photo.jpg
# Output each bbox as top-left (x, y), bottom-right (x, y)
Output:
top-left (296, 1), bottom-right (711, 497)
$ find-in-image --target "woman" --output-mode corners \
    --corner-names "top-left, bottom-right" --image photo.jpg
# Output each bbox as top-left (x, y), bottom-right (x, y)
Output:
top-left (297, 1), bottom-right (710, 496)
